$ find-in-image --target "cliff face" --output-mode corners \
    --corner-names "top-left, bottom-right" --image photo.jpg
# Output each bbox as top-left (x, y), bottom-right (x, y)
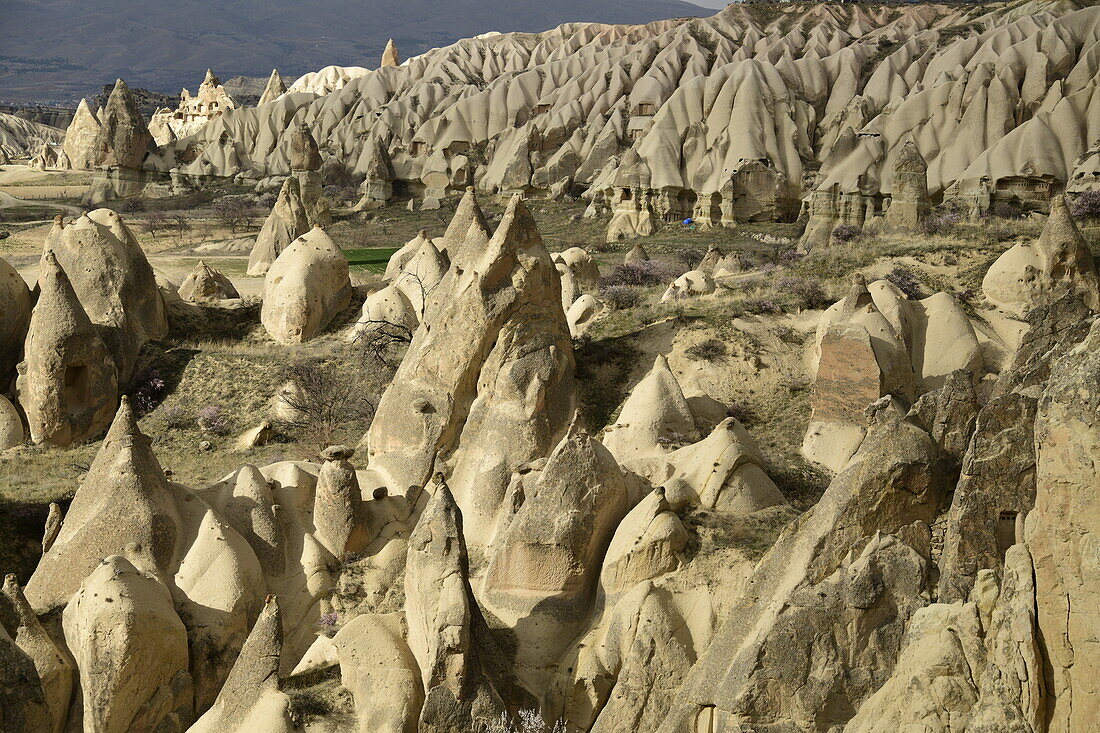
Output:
top-left (148, 1), bottom-right (1100, 228)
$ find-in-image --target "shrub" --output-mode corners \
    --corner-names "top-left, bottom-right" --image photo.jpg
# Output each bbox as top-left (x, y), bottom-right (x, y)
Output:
top-left (601, 260), bottom-right (682, 288)
top-left (831, 224), bottom-right (863, 243)
top-left (129, 368), bottom-right (168, 417)
top-left (674, 244), bottom-right (706, 270)
top-left (684, 337), bottom-right (727, 361)
top-left (286, 689), bottom-right (333, 728)
top-left (777, 276), bottom-right (829, 310)
top-left (918, 211), bottom-right (962, 236)
top-left (486, 710), bottom-right (566, 733)
top-left (990, 200), bottom-right (1020, 219)
top-left (277, 359), bottom-right (378, 447)
top-left (600, 284), bottom-right (642, 310)
top-left (744, 298), bottom-right (782, 315)
top-left (726, 401), bottom-right (755, 425)
top-left (122, 198), bottom-right (146, 213)
top-left (886, 265), bottom-right (926, 300)
top-left (1071, 191), bottom-right (1100, 220)
top-left (160, 406), bottom-right (191, 430)
top-left (197, 405), bottom-right (231, 435)
top-left (212, 197), bottom-right (254, 234)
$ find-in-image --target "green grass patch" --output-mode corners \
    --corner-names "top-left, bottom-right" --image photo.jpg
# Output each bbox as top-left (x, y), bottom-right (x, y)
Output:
top-left (344, 246), bottom-right (400, 272)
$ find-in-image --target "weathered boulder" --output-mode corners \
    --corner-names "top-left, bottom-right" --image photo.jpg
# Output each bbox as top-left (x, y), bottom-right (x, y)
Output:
top-left (393, 236), bottom-right (449, 320)
top-left (178, 260), bottom-right (240, 302)
top-left (884, 139), bottom-right (930, 229)
top-left (90, 79), bottom-right (153, 169)
top-left (46, 210), bottom-right (168, 384)
top-left (602, 354), bottom-right (696, 464)
top-left (0, 256), bottom-right (31, 383)
top-left (938, 296), bottom-right (1094, 601)
top-left (0, 395), bottom-right (24, 450)
top-left (347, 283), bottom-right (418, 342)
top-left (382, 39), bottom-right (401, 67)
top-left (24, 398), bottom-right (179, 611)
top-left (623, 242), bottom-right (650, 265)
top-left (405, 485), bottom-right (503, 730)
top-left (313, 445), bottom-right (368, 559)
top-left (257, 69), bottom-right (287, 106)
top-left (61, 98), bottom-right (101, 171)
top-left (659, 407), bottom-right (947, 731)
top-left (247, 177), bottom-right (311, 276)
top-left (289, 122), bottom-right (322, 172)
top-left (364, 196), bottom-right (572, 505)
top-left (437, 187), bottom-right (492, 261)
top-left (598, 489), bottom-right (688, 600)
top-left (660, 269), bottom-right (715, 302)
top-left (16, 250), bottom-right (118, 447)
top-left (62, 556), bottom-right (192, 733)
top-left (260, 227), bottom-right (352, 344)
top-left (483, 424), bottom-right (631, 678)
top-left (553, 246), bottom-right (600, 310)
top-left (982, 195), bottom-right (1100, 317)
top-left (2, 575), bottom-right (73, 733)
top-left (566, 293), bottom-right (606, 337)
top-left (0, 621), bottom-right (52, 733)
top-left (334, 613), bottom-right (423, 733)
top-left (189, 596), bottom-right (294, 733)
top-left (1027, 318), bottom-right (1100, 730)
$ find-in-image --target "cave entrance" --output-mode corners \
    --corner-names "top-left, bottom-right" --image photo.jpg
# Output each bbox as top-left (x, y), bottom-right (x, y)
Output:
top-left (996, 510), bottom-right (1018, 562)
top-left (64, 365), bottom-right (90, 415)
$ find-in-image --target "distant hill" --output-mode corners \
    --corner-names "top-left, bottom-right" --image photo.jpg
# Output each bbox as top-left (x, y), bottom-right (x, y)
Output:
top-left (0, 0), bottom-right (702, 104)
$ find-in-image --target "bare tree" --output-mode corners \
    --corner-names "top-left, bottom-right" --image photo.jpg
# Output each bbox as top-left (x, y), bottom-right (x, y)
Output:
top-left (168, 213), bottom-right (192, 243)
top-left (277, 358), bottom-right (380, 448)
top-left (351, 320), bottom-right (414, 367)
top-left (212, 197), bottom-right (253, 234)
top-left (142, 211), bottom-right (169, 238)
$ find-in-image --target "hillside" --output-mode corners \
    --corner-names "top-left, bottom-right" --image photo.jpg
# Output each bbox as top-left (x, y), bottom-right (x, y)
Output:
top-left (0, 0), bottom-right (701, 103)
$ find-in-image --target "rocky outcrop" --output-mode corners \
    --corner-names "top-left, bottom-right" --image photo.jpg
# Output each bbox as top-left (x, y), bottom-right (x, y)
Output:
top-left (364, 195), bottom-right (574, 510)
top-left (90, 79), bottom-right (153, 169)
top-left (883, 139), bottom-right (930, 229)
top-left (0, 255), bottom-right (32, 384)
top-left (982, 195), bottom-right (1100, 318)
top-left (247, 177), bottom-right (311, 276)
top-left (803, 276), bottom-right (982, 471)
top-left (61, 99), bottom-right (101, 171)
top-left (1027, 318), bottom-right (1100, 730)
top-left (46, 210), bottom-right (168, 384)
top-left (0, 396), bottom-right (24, 450)
top-left (602, 354), bottom-right (695, 464)
top-left (63, 555), bottom-right (192, 732)
top-left (405, 485), bottom-right (502, 729)
top-left (313, 445), bottom-right (368, 559)
top-left (257, 70), bottom-right (287, 106)
top-left (938, 295), bottom-right (1094, 602)
top-left (660, 406), bottom-right (947, 731)
top-left (178, 260), bottom-right (240, 302)
top-left (260, 227), bottom-right (352, 344)
top-left (382, 39), bottom-right (400, 67)
top-left (15, 250), bottom-right (118, 447)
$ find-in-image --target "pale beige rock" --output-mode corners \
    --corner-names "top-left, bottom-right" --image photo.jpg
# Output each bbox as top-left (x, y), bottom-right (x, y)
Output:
top-left (382, 39), bottom-right (401, 67)
top-left (553, 247), bottom-right (600, 311)
top-left (258, 70), bottom-right (288, 106)
top-left (599, 489), bottom-right (687, 600)
top-left (233, 420), bottom-right (273, 451)
top-left (61, 99), bottom-right (101, 171)
top-left (247, 177), bottom-right (311, 276)
top-left (624, 243), bottom-right (650, 265)
top-left (62, 556), bottom-right (192, 733)
top-left (0, 619), bottom-right (52, 733)
top-left (602, 354), bottom-right (696, 464)
top-left (178, 260), bottom-right (240, 302)
top-left (313, 445), bottom-right (368, 558)
top-left (385, 229), bottom-right (433, 280)
top-left (261, 227), bottom-right (352, 344)
top-left (364, 196), bottom-right (572, 506)
top-left (46, 210), bottom-right (168, 384)
top-left (660, 269), bottom-right (715, 302)
top-left (483, 424), bottom-right (631, 677)
top-left (25, 398), bottom-right (178, 611)
top-left (15, 250), bottom-right (118, 447)
top-left (566, 293), bottom-right (606, 337)
top-left (1027, 319), bottom-right (1100, 730)
top-left (654, 418), bottom-right (786, 513)
top-left (394, 236), bottom-right (449, 320)
top-left (437, 187), bottom-right (492, 261)
top-left (0, 395), bottom-right (24, 450)
top-left (90, 79), bottom-right (153, 169)
top-left (2, 574), bottom-right (73, 733)
top-left (347, 284), bottom-right (419, 342)
top-left (189, 595), bottom-right (292, 733)
top-left (0, 255), bottom-right (32, 383)
top-left (334, 613), bottom-right (423, 733)
top-left (982, 195), bottom-right (1100, 317)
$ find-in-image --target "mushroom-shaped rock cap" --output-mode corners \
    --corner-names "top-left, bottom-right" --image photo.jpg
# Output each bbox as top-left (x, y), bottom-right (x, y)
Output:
top-left (289, 123), bottom-right (322, 172)
top-left (320, 444), bottom-right (355, 461)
